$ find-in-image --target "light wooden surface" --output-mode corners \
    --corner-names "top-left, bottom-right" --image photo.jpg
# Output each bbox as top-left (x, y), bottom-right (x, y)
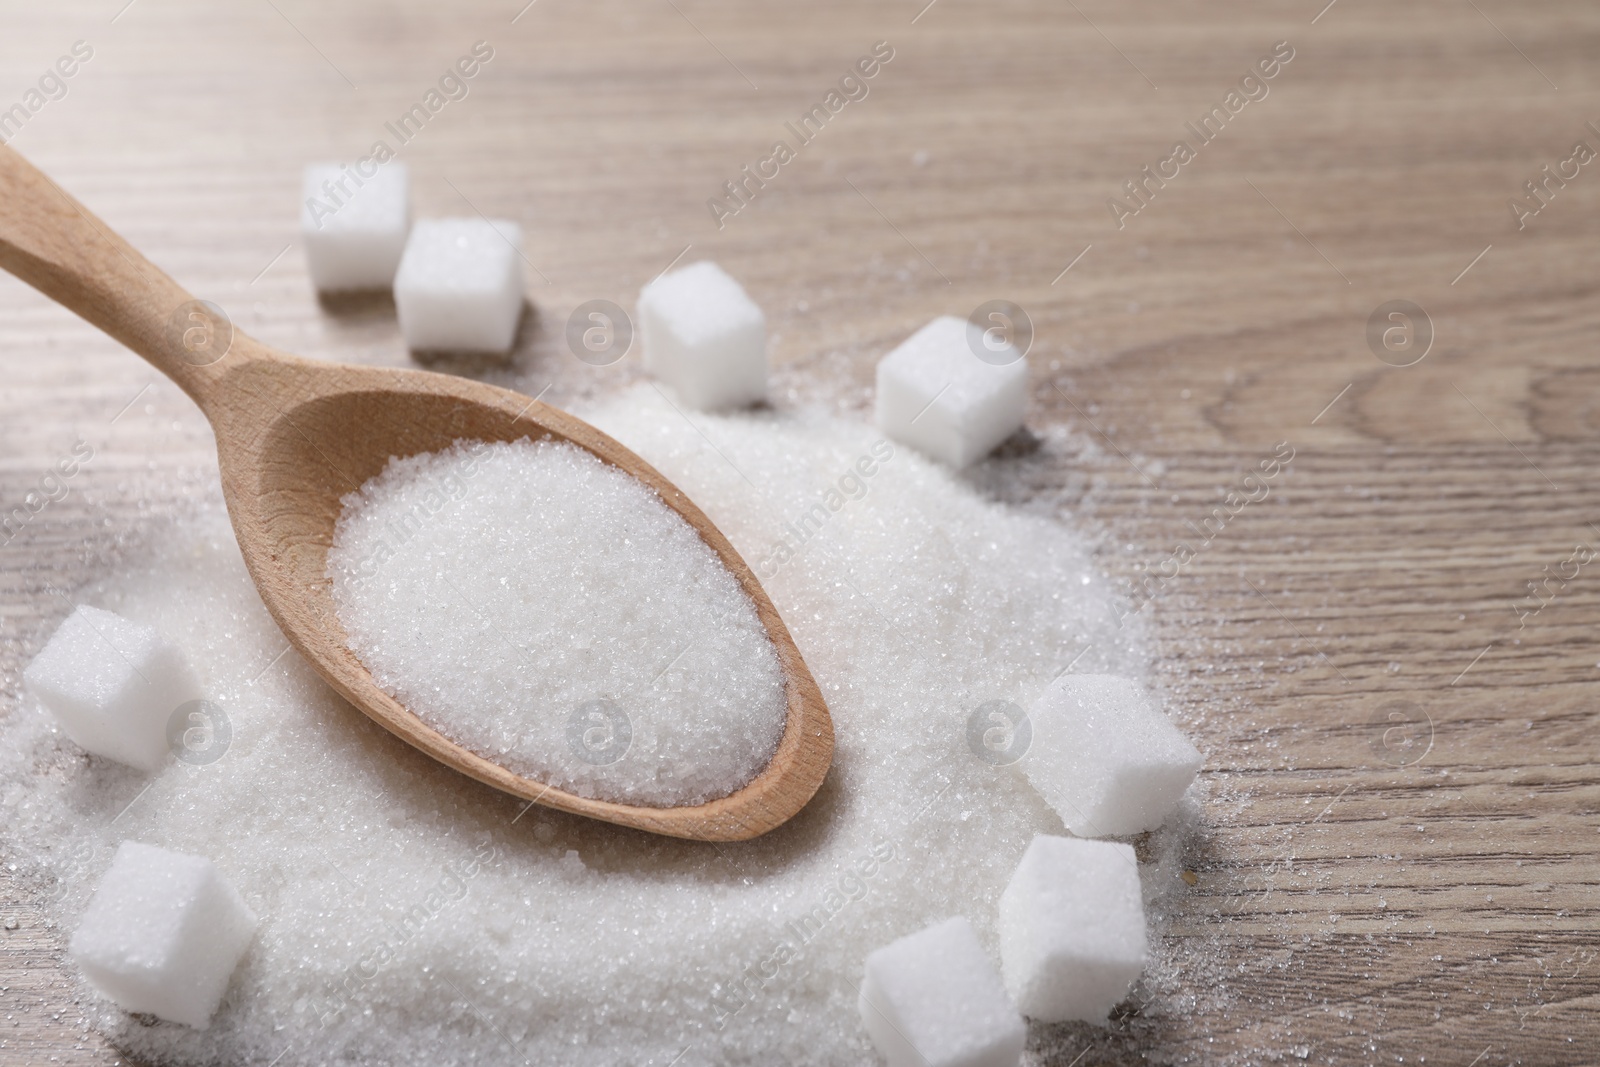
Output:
top-left (2, 0), bottom-right (1597, 1063)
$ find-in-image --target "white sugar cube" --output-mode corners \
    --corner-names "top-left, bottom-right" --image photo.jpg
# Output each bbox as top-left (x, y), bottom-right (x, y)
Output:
top-left (874, 316), bottom-right (1027, 468)
top-left (69, 842), bottom-right (258, 1029)
top-left (999, 835), bottom-right (1147, 1023)
top-left (23, 605), bottom-right (202, 772)
top-left (637, 261), bottom-right (766, 410)
top-left (301, 163), bottom-right (411, 291)
top-left (394, 217), bottom-right (525, 353)
top-left (1022, 674), bottom-right (1202, 837)
top-left (859, 916), bottom-right (1025, 1067)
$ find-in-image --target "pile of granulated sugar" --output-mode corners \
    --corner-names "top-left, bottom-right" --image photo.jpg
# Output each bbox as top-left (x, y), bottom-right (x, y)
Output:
top-left (326, 437), bottom-right (787, 808)
top-left (0, 384), bottom-right (1199, 1067)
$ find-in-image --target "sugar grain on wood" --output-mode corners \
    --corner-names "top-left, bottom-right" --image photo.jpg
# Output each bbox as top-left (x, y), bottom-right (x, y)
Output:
top-left (0, 387), bottom-right (1178, 1067)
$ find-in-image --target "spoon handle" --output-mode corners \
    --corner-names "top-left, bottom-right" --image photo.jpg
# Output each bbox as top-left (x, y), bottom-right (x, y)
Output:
top-left (0, 144), bottom-right (228, 407)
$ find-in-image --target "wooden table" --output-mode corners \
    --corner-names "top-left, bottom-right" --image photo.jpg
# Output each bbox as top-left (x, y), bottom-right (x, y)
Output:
top-left (2, 1), bottom-right (1597, 1063)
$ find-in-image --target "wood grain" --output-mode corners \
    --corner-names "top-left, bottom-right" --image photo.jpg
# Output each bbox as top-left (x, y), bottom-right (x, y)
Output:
top-left (1, 0), bottom-right (1597, 1063)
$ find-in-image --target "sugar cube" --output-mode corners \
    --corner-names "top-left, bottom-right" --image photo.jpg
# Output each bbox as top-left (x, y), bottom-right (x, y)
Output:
top-left (69, 841), bottom-right (258, 1029)
top-left (637, 261), bottom-right (766, 410)
top-left (874, 316), bottom-right (1027, 468)
top-left (301, 163), bottom-right (411, 291)
top-left (23, 605), bottom-right (202, 772)
top-left (858, 916), bottom-right (1025, 1067)
top-left (1022, 674), bottom-right (1201, 837)
top-left (998, 835), bottom-right (1147, 1023)
top-left (394, 217), bottom-right (525, 353)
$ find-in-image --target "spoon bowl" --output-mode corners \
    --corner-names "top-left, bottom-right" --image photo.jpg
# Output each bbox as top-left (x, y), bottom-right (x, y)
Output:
top-left (0, 145), bottom-right (833, 841)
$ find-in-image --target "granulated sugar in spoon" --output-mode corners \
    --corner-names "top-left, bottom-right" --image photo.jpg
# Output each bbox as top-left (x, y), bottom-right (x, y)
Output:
top-left (0, 145), bottom-right (832, 842)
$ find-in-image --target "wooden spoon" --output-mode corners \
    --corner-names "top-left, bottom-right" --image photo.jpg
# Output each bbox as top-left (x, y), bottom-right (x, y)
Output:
top-left (0, 145), bottom-right (832, 842)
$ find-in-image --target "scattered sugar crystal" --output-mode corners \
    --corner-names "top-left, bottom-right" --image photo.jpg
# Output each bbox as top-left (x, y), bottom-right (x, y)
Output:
top-left (874, 315), bottom-right (1028, 468)
top-left (301, 163), bottom-right (411, 291)
top-left (22, 604), bottom-right (201, 772)
top-left (393, 217), bottom-right (524, 353)
top-left (69, 841), bottom-right (257, 1029)
top-left (859, 916), bottom-right (1025, 1067)
top-left (1021, 674), bottom-right (1202, 837)
top-left (326, 437), bottom-right (787, 808)
top-left (0, 385), bottom-right (1151, 1067)
top-left (997, 834), bottom-right (1147, 1023)
top-left (638, 260), bottom-right (767, 410)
